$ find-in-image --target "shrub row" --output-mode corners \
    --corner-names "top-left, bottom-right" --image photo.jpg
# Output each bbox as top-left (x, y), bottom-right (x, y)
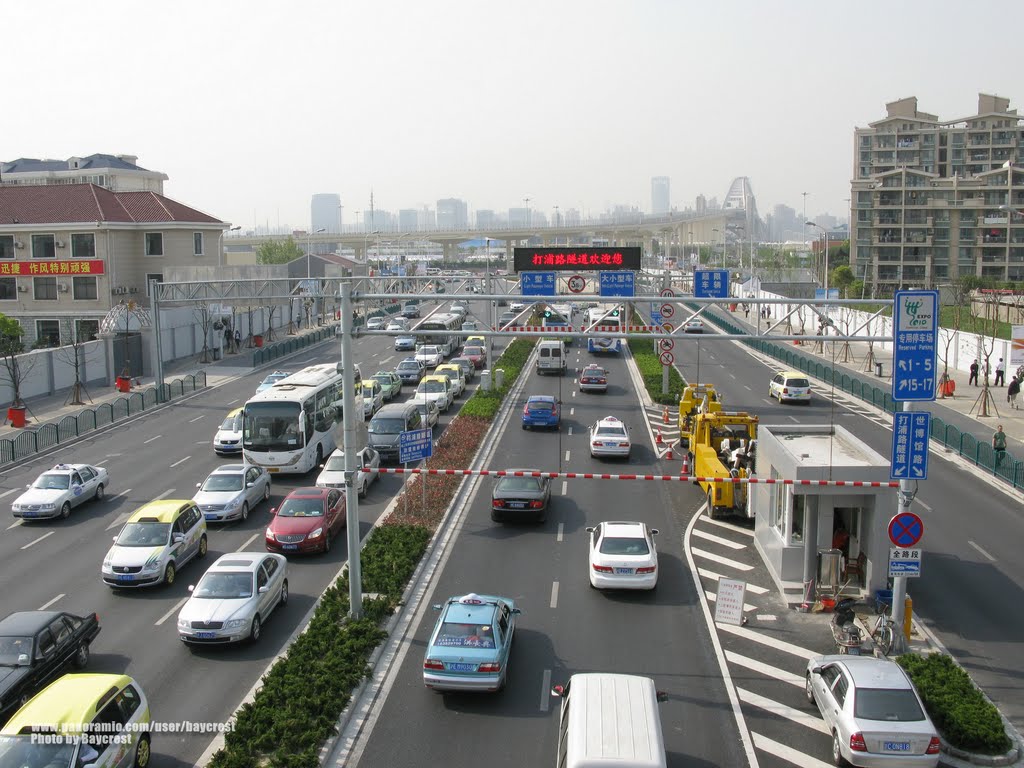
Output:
top-left (898, 653), bottom-right (1013, 755)
top-left (208, 335), bottom-right (536, 767)
top-left (630, 335), bottom-right (687, 405)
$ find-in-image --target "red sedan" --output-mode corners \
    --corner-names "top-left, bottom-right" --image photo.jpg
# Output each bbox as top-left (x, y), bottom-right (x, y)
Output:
top-left (462, 345), bottom-right (486, 368)
top-left (265, 487), bottom-right (346, 554)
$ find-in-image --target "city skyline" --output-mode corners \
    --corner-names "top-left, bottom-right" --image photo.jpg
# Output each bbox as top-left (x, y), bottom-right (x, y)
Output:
top-left (4, 1), bottom-right (1021, 234)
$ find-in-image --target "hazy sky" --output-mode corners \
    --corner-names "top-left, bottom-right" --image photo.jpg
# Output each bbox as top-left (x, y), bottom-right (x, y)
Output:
top-left (6, 1), bottom-right (1022, 231)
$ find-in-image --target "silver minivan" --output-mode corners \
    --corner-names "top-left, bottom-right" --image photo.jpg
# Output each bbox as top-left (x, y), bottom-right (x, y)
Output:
top-left (368, 402), bottom-right (423, 464)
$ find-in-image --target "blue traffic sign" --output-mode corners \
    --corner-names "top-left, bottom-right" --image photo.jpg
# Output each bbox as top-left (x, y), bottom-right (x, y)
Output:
top-left (599, 271), bottom-right (635, 297)
top-left (888, 512), bottom-right (924, 548)
top-left (650, 310), bottom-right (663, 326)
top-left (890, 412), bottom-right (930, 480)
top-left (694, 269), bottom-right (729, 298)
top-left (521, 271), bottom-right (556, 296)
top-left (399, 428), bottom-right (433, 464)
top-left (892, 290), bottom-right (938, 402)
top-left (814, 288), bottom-right (840, 301)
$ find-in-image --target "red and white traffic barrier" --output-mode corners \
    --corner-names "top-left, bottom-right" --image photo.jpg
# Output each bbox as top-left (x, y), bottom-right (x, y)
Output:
top-left (366, 467), bottom-right (900, 487)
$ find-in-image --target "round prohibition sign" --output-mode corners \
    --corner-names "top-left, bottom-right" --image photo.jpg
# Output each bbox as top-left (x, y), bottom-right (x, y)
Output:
top-left (660, 287), bottom-right (676, 298)
top-left (659, 338), bottom-right (675, 352)
top-left (660, 321), bottom-right (675, 334)
top-left (660, 303), bottom-right (675, 319)
top-left (888, 511), bottom-right (924, 548)
top-left (567, 275), bottom-right (586, 293)
top-left (659, 350), bottom-right (675, 365)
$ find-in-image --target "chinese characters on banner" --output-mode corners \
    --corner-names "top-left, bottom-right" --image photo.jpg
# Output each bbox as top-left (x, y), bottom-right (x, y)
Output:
top-left (513, 247), bottom-right (642, 272)
top-left (0, 260), bottom-right (106, 275)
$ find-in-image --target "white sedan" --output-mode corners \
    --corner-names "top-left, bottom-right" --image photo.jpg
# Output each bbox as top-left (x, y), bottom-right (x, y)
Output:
top-left (586, 521), bottom-right (659, 590)
top-left (588, 416), bottom-right (631, 459)
top-left (177, 552), bottom-right (288, 646)
top-left (316, 447), bottom-right (381, 498)
top-left (193, 464), bottom-right (272, 523)
top-left (805, 656), bottom-right (940, 767)
top-left (11, 463), bottom-right (109, 520)
top-left (415, 345), bottom-right (444, 368)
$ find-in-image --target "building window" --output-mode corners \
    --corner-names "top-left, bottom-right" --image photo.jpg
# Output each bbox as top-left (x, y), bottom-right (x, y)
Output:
top-left (0, 235), bottom-right (13, 260)
top-left (193, 232), bottom-right (204, 256)
top-left (769, 468), bottom-right (784, 532)
top-left (790, 494), bottom-right (808, 544)
top-left (145, 232), bottom-right (164, 257)
top-left (0, 278), bottom-right (15, 300)
top-left (32, 234), bottom-right (56, 259)
top-left (71, 233), bottom-right (96, 259)
top-left (35, 320), bottom-right (60, 347)
top-left (76, 319), bottom-right (100, 342)
top-left (146, 273), bottom-right (163, 298)
top-left (34, 277), bottom-right (58, 300)
top-left (73, 276), bottom-right (98, 300)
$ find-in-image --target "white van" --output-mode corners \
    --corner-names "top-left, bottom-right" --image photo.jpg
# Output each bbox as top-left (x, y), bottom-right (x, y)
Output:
top-left (536, 339), bottom-right (567, 375)
top-left (551, 673), bottom-right (667, 768)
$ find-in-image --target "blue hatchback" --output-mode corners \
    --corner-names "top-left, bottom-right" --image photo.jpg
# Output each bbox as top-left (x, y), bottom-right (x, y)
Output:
top-left (423, 593), bottom-right (521, 692)
top-left (522, 395), bottom-right (560, 430)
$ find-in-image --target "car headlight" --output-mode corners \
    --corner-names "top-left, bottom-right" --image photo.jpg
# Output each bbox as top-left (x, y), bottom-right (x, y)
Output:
top-left (225, 619), bottom-right (248, 629)
top-left (40, 503), bottom-right (57, 511)
top-left (225, 497), bottom-right (242, 507)
top-left (141, 560), bottom-right (161, 572)
top-left (177, 618), bottom-right (190, 630)
top-left (309, 527), bottom-right (323, 539)
top-left (265, 528), bottom-right (275, 541)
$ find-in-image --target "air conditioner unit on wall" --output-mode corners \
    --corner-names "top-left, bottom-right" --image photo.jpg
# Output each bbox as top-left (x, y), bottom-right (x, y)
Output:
top-left (17, 286), bottom-right (28, 292)
top-left (14, 241), bottom-right (24, 249)
top-left (56, 241), bottom-right (66, 248)
top-left (58, 284), bottom-right (69, 292)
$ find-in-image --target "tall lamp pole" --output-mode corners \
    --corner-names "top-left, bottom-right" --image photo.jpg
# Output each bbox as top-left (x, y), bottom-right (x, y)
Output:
top-left (306, 227), bottom-right (325, 279)
top-left (523, 197), bottom-right (532, 228)
top-left (807, 221), bottom-right (828, 291)
top-left (218, 225), bottom-right (241, 268)
top-left (485, 237), bottom-right (495, 387)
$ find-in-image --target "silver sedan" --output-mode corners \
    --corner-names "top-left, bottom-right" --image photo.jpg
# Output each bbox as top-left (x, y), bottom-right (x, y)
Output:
top-left (193, 464), bottom-right (272, 523)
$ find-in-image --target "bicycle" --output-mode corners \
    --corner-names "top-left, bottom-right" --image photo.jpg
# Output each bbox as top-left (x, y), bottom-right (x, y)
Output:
top-left (870, 602), bottom-right (896, 655)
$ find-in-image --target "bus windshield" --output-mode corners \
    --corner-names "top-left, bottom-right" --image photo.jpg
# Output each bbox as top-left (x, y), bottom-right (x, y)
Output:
top-left (244, 401), bottom-right (305, 452)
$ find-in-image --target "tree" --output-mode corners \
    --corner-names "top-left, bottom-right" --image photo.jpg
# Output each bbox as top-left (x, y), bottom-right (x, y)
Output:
top-left (971, 290), bottom-right (1001, 418)
top-left (193, 303), bottom-right (215, 363)
top-left (256, 238), bottom-right (304, 265)
top-left (0, 313), bottom-right (34, 410)
top-left (832, 265), bottom-right (856, 297)
top-left (54, 318), bottom-right (99, 405)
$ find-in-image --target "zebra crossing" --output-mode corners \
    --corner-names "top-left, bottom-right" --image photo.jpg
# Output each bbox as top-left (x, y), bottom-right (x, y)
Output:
top-left (689, 512), bottom-right (840, 768)
top-left (643, 404), bottom-right (682, 459)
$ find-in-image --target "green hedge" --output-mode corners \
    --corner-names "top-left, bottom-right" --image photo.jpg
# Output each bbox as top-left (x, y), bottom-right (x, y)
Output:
top-left (459, 338), bottom-right (537, 419)
top-left (898, 653), bottom-right (1013, 755)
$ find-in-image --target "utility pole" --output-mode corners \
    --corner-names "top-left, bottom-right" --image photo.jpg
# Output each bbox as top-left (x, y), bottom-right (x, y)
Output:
top-left (339, 282), bottom-right (363, 619)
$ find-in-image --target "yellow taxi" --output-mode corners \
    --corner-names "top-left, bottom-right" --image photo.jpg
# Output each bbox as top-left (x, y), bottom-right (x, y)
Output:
top-left (464, 335), bottom-right (489, 350)
top-left (0, 673), bottom-right (151, 768)
top-left (102, 500), bottom-right (208, 588)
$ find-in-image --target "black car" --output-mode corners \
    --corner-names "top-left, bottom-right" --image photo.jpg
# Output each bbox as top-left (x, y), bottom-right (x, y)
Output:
top-left (0, 610), bottom-right (101, 717)
top-left (395, 358), bottom-right (427, 385)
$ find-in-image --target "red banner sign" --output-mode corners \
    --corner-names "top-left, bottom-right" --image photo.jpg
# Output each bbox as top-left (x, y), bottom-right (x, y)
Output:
top-left (0, 260), bottom-right (106, 276)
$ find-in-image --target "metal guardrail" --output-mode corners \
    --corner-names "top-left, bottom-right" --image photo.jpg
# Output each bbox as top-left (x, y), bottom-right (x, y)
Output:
top-left (0, 372), bottom-right (208, 467)
top-left (250, 326), bottom-right (337, 367)
top-left (699, 305), bottom-right (1023, 490)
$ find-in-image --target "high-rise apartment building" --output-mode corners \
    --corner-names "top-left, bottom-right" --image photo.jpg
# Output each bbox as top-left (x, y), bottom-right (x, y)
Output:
top-left (310, 193), bottom-right (341, 233)
top-left (399, 209), bottom-right (419, 231)
top-left (851, 93), bottom-right (1024, 294)
top-left (651, 176), bottom-right (670, 214)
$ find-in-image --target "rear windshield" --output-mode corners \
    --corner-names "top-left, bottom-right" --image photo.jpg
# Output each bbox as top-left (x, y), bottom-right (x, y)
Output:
top-left (600, 536), bottom-right (650, 555)
top-left (496, 477), bottom-right (544, 492)
top-left (786, 377), bottom-right (810, 388)
top-left (853, 688), bottom-right (925, 722)
top-left (528, 401), bottom-right (553, 412)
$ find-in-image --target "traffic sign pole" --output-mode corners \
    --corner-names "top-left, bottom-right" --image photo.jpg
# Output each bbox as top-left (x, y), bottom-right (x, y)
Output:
top-left (660, 272), bottom-right (672, 396)
top-left (890, 402), bottom-right (915, 653)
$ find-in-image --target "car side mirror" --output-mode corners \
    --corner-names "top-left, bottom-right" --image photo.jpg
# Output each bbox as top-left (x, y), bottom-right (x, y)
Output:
top-left (585, 526), bottom-right (595, 533)
top-left (246, 482), bottom-right (255, 488)
top-left (196, 482), bottom-right (202, 488)
top-left (112, 535), bottom-right (118, 542)
top-left (651, 529), bottom-right (660, 536)
top-left (25, 484), bottom-right (30, 489)
top-left (258, 586), bottom-right (269, 594)
top-left (551, 684), bottom-right (566, 698)
top-left (431, 604), bottom-right (442, 611)
top-left (656, 690), bottom-right (669, 703)
top-left (172, 533), bottom-right (184, 544)
top-left (187, 585), bottom-right (195, 592)
top-left (811, 665), bottom-right (823, 676)
top-left (512, 608), bottom-right (522, 615)
top-left (270, 507), bottom-right (277, 515)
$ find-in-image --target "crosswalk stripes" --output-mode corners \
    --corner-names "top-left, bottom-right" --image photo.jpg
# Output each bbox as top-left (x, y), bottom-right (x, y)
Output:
top-left (689, 514), bottom-right (841, 767)
top-left (644, 405), bottom-right (680, 458)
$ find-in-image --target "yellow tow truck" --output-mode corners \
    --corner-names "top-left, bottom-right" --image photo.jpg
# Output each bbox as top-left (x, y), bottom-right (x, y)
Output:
top-left (677, 383), bottom-right (723, 448)
top-left (683, 410), bottom-right (759, 519)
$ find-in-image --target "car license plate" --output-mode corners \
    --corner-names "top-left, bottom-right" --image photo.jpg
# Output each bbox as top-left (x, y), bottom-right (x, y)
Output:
top-left (615, 567), bottom-right (634, 575)
top-left (21, 511), bottom-right (35, 517)
top-left (283, 544), bottom-right (298, 551)
top-left (883, 742), bottom-right (911, 752)
top-left (117, 574), bottom-right (135, 582)
top-left (448, 662), bottom-right (476, 672)
top-left (507, 502), bottom-right (526, 509)
top-left (204, 514), bottom-right (219, 521)
top-left (195, 631), bottom-right (216, 639)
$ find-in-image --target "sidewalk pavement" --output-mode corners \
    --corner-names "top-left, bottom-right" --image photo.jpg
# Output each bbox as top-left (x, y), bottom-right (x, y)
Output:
top-left (0, 324), bottom-right (334, 443)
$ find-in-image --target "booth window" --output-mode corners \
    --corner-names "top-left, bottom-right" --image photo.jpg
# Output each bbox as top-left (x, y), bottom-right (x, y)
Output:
top-left (790, 494), bottom-right (807, 544)
top-left (769, 467), bottom-right (784, 533)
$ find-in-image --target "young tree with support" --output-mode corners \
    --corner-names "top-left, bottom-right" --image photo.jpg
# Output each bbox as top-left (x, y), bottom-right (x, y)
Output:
top-left (0, 313), bottom-right (35, 423)
top-left (55, 317), bottom-right (99, 405)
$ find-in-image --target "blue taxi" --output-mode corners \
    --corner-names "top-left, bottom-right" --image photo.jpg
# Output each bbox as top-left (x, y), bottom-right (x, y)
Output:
top-left (423, 593), bottom-right (520, 692)
top-left (521, 395), bottom-right (560, 430)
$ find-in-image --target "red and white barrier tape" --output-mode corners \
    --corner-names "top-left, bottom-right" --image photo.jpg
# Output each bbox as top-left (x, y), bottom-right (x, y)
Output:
top-left (368, 468), bottom-right (899, 487)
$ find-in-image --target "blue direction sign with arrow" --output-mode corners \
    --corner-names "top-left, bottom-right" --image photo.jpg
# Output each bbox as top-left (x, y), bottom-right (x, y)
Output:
top-left (521, 271), bottom-right (556, 296)
top-left (890, 412), bottom-right (930, 480)
top-left (599, 271), bottom-right (635, 297)
top-left (892, 290), bottom-right (938, 402)
top-left (399, 428), bottom-right (433, 464)
top-left (694, 269), bottom-right (729, 298)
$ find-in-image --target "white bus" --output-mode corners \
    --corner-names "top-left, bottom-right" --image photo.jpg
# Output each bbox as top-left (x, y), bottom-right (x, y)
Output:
top-left (242, 363), bottom-right (361, 474)
top-left (586, 306), bottom-right (623, 354)
top-left (415, 312), bottom-right (462, 357)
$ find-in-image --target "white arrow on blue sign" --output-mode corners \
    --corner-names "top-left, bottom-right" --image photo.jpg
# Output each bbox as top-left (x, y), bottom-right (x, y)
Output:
top-left (892, 290), bottom-right (938, 402)
top-left (890, 412), bottom-right (930, 480)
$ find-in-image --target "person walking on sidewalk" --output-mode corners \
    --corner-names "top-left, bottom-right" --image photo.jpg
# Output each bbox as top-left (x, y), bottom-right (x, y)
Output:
top-left (993, 425), bottom-right (1007, 467)
top-left (995, 358), bottom-right (1006, 386)
top-left (1008, 376), bottom-right (1021, 410)
top-left (969, 359), bottom-right (979, 386)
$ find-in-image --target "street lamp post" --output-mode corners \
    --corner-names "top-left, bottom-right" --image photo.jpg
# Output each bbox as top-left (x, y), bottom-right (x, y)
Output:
top-left (806, 221), bottom-right (829, 291)
top-left (484, 237), bottom-right (495, 387)
top-left (523, 197), bottom-right (532, 228)
top-left (218, 225), bottom-right (241, 268)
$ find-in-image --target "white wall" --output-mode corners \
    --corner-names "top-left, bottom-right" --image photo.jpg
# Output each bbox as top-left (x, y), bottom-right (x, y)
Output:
top-left (1, 340), bottom-right (110, 407)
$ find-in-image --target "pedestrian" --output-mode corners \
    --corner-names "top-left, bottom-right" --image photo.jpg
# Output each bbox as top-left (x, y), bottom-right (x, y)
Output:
top-left (969, 359), bottom-right (979, 386)
top-left (995, 358), bottom-right (1005, 387)
top-left (234, 329), bottom-right (241, 349)
top-left (223, 325), bottom-right (231, 351)
top-left (1008, 376), bottom-right (1021, 410)
top-left (744, 304), bottom-right (750, 319)
top-left (993, 425), bottom-right (1007, 467)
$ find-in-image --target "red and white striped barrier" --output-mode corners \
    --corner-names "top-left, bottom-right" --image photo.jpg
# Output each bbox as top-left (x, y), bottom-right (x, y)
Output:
top-left (368, 467), bottom-right (899, 487)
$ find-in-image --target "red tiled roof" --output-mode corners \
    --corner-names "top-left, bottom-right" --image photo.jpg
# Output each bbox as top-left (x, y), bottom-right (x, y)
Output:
top-left (0, 183), bottom-right (222, 225)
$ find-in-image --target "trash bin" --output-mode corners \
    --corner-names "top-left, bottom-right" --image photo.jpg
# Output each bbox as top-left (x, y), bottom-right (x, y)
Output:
top-left (6, 406), bottom-right (27, 428)
top-left (875, 362), bottom-right (884, 377)
top-left (494, 368), bottom-right (505, 389)
top-left (253, 335), bottom-right (264, 348)
top-left (817, 549), bottom-right (844, 592)
top-left (115, 376), bottom-right (131, 393)
top-left (480, 370), bottom-right (491, 390)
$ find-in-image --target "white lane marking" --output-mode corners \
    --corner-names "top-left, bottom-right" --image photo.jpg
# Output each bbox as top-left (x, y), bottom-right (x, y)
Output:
top-left (752, 733), bottom-right (833, 768)
top-left (717, 622), bottom-right (818, 660)
top-left (570, 408), bottom-right (575, 416)
top-left (539, 669), bottom-right (552, 712)
top-left (170, 456), bottom-right (191, 468)
top-left (726, 651), bottom-right (804, 687)
top-left (701, 518), bottom-right (756, 538)
top-left (564, 450), bottom-right (570, 462)
top-left (227, 398), bottom-right (239, 405)
top-left (705, 590), bottom-right (758, 612)
top-left (196, 441), bottom-right (209, 445)
top-left (239, 531), bottom-right (261, 550)
top-left (21, 531), bottom-right (54, 550)
top-left (917, 500), bottom-right (932, 512)
top-left (968, 540), bottom-right (996, 562)
top-left (697, 567), bottom-right (769, 594)
top-left (691, 529), bottom-right (746, 550)
top-left (104, 453), bottom-right (123, 458)
top-left (550, 581), bottom-right (559, 609)
top-left (690, 547), bottom-right (754, 571)
top-left (38, 594), bottom-right (65, 610)
top-left (756, 614), bottom-right (778, 621)
top-left (381, 356), bottom-right (394, 366)
top-left (571, 390), bottom-right (576, 398)
top-left (143, 435), bottom-right (162, 444)
top-left (738, 688), bottom-right (829, 735)
top-left (557, 522), bottom-right (564, 542)
top-left (567, 427), bottom-right (573, 436)
top-left (155, 597), bottom-right (189, 626)
top-left (0, 489), bottom-right (18, 500)
top-left (7, 520), bottom-right (22, 529)
top-left (154, 488), bottom-right (176, 500)
top-left (561, 481), bottom-right (567, 495)
top-left (188, 415), bottom-right (205, 423)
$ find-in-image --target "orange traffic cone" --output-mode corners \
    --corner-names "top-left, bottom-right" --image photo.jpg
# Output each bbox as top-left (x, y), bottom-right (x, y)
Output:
top-left (665, 441), bottom-right (674, 461)
top-left (656, 428), bottom-right (663, 444)
top-left (662, 406), bottom-right (669, 424)
top-left (681, 453), bottom-right (690, 477)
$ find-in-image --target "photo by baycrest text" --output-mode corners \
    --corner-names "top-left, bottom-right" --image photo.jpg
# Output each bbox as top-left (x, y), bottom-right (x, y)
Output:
top-left (27, 721), bottom-right (234, 735)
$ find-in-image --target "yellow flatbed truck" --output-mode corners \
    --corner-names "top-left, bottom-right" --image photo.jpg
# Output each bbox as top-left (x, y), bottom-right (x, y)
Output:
top-left (684, 410), bottom-right (758, 519)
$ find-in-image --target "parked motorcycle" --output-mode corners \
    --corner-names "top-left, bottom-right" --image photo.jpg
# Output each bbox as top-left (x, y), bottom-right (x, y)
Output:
top-left (830, 597), bottom-right (863, 655)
